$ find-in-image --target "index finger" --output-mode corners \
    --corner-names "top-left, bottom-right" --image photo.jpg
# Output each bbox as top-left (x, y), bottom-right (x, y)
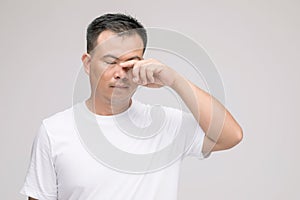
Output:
top-left (119, 60), bottom-right (139, 68)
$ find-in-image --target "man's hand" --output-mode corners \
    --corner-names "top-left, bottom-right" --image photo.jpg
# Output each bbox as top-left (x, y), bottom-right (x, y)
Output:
top-left (120, 58), bottom-right (179, 88)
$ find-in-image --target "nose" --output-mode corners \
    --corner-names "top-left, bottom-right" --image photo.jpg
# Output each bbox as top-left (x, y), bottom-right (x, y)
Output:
top-left (113, 64), bottom-right (128, 80)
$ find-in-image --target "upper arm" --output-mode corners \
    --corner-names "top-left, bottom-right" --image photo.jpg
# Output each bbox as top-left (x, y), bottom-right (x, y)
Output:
top-left (20, 123), bottom-right (57, 199)
top-left (202, 135), bottom-right (225, 153)
top-left (202, 124), bottom-right (243, 154)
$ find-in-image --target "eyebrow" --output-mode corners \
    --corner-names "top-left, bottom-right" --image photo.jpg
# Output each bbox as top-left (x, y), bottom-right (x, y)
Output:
top-left (102, 54), bottom-right (118, 60)
top-left (102, 54), bottom-right (142, 61)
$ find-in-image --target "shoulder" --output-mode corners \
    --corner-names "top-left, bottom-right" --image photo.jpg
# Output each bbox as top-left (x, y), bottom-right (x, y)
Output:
top-left (42, 104), bottom-right (76, 133)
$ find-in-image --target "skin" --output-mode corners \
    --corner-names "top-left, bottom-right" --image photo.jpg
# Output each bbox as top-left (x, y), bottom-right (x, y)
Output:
top-left (28, 29), bottom-right (243, 200)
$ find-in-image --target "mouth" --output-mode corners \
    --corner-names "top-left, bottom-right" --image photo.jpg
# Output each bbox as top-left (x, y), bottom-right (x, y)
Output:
top-left (110, 85), bottom-right (129, 89)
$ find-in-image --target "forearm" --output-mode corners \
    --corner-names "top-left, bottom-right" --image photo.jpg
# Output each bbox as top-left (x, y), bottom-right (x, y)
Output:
top-left (170, 74), bottom-right (243, 148)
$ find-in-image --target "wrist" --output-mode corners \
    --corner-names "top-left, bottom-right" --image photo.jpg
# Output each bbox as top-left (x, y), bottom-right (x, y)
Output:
top-left (169, 72), bottom-right (185, 90)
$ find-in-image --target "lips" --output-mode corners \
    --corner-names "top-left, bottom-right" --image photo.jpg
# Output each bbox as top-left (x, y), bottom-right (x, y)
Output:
top-left (110, 85), bottom-right (129, 88)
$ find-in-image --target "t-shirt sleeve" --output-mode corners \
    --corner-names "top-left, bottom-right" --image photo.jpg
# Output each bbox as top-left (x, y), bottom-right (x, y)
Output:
top-left (20, 123), bottom-right (58, 199)
top-left (182, 112), bottom-right (211, 160)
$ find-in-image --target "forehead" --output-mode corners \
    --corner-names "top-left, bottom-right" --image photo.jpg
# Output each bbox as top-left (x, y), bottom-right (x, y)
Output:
top-left (93, 30), bottom-right (144, 58)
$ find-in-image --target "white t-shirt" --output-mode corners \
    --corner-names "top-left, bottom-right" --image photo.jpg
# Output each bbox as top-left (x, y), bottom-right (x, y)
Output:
top-left (20, 99), bottom-right (210, 200)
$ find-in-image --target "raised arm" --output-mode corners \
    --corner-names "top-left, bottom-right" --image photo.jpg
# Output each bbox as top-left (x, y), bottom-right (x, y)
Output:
top-left (170, 74), bottom-right (243, 153)
top-left (120, 58), bottom-right (243, 154)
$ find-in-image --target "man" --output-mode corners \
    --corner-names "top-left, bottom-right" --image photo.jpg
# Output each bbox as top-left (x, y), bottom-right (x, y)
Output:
top-left (21, 13), bottom-right (243, 200)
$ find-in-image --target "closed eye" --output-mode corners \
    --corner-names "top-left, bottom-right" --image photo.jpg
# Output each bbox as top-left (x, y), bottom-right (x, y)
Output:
top-left (104, 61), bottom-right (117, 65)
top-left (123, 67), bottom-right (132, 72)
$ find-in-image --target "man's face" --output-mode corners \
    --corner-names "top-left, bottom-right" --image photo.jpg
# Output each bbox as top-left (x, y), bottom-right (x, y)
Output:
top-left (84, 30), bottom-right (144, 103)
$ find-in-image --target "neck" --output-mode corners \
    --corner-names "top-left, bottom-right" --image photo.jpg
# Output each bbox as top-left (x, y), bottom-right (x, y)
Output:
top-left (85, 95), bottom-right (132, 116)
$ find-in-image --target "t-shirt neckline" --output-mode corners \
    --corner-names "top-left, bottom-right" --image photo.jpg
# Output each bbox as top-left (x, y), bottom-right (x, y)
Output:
top-left (81, 98), bottom-right (138, 120)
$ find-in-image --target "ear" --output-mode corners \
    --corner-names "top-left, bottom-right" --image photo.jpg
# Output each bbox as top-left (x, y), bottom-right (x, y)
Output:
top-left (81, 53), bottom-right (91, 75)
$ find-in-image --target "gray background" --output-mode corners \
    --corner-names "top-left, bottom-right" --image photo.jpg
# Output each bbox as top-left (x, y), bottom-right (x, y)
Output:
top-left (1, 0), bottom-right (299, 199)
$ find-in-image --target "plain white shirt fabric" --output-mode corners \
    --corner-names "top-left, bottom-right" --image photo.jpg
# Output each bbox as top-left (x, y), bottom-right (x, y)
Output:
top-left (20, 99), bottom-right (210, 200)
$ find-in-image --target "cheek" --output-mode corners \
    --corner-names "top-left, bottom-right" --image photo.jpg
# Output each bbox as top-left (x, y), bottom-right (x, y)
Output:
top-left (90, 65), bottom-right (111, 84)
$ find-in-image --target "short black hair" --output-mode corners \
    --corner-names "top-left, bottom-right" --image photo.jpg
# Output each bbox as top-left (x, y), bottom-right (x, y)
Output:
top-left (86, 13), bottom-right (147, 53)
